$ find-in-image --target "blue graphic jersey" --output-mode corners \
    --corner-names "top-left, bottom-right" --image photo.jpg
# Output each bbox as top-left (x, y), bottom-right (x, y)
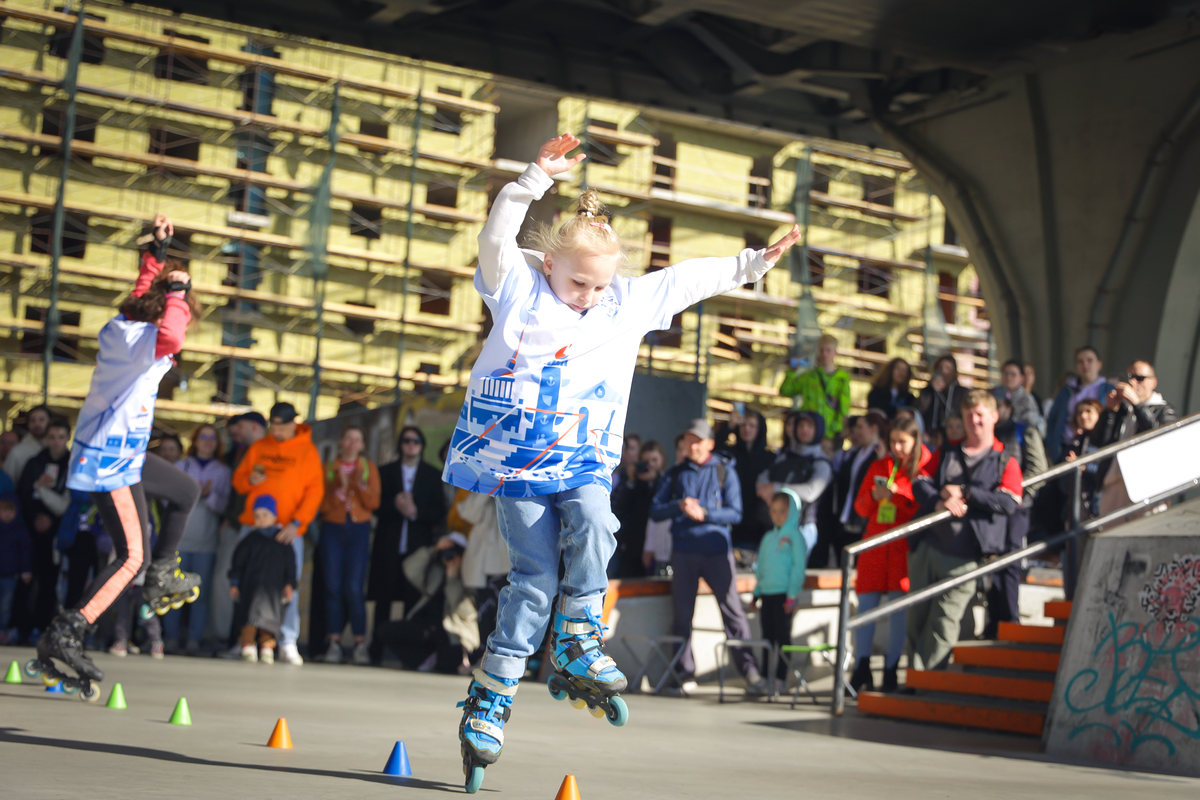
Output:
top-left (444, 164), bottom-right (773, 498)
top-left (67, 315), bottom-right (174, 493)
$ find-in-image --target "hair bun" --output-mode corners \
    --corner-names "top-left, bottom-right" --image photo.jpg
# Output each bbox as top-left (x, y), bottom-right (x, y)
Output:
top-left (573, 188), bottom-right (608, 223)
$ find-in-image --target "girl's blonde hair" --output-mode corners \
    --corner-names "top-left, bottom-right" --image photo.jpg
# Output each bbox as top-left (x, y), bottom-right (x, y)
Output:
top-left (525, 189), bottom-right (628, 270)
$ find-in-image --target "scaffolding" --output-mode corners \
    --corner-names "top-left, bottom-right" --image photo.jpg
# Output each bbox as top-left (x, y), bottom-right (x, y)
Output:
top-left (0, 0), bottom-right (497, 430)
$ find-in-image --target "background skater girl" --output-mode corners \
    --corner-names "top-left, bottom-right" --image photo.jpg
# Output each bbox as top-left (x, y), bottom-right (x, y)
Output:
top-left (445, 134), bottom-right (800, 791)
top-left (28, 215), bottom-right (202, 697)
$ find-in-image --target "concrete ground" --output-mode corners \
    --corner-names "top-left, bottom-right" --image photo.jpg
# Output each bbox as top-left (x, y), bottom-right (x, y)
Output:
top-left (1, 644), bottom-right (1197, 800)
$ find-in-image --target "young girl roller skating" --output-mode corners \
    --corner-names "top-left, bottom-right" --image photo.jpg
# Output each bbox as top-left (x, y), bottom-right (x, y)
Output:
top-left (27, 214), bottom-right (203, 699)
top-left (444, 134), bottom-right (800, 792)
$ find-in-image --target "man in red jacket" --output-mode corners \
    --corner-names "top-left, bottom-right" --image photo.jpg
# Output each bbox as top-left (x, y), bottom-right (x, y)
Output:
top-left (231, 402), bottom-right (324, 665)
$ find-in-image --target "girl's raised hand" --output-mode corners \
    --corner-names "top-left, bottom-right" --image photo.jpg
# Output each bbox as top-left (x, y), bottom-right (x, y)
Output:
top-left (763, 225), bottom-right (802, 265)
top-left (535, 134), bottom-right (586, 178)
top-left (153, 213), bottom-right (173, 242)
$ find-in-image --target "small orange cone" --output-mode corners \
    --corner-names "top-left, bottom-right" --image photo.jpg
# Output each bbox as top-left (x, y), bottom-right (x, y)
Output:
top-left (266, 718), bottom-right (293, 749)
top-left (554, 774), bottom-right (581, 800)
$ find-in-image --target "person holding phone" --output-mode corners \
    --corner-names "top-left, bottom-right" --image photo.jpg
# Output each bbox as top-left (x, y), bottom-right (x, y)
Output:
top-left (16, 418), bottom-right (72, 639)
top-left (850, 416), bottom-right (931, 692)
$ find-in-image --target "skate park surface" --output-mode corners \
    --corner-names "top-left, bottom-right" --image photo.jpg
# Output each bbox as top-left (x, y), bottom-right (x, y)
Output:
top-left (2, 645), bottom-right (1198, 800)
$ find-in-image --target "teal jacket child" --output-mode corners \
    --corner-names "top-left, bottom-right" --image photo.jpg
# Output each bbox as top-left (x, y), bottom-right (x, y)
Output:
top-left (753, 488), bottom-right (808, 604)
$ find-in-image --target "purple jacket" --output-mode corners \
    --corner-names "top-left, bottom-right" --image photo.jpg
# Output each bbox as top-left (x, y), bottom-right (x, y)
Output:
top-left (177, 456), bottom-right (232, 517)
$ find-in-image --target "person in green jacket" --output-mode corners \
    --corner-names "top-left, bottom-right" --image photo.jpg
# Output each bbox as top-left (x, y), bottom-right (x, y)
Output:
top-left (753, 488), bottom-right (808, 694)
top-left (779, 334), bottom-right (851, 443)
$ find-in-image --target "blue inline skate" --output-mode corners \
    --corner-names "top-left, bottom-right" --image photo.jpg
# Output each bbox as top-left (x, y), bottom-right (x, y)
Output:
top-left (457, 668), bottom-right (518, 793)
top-left (546, 604), bottom-right (629, 726)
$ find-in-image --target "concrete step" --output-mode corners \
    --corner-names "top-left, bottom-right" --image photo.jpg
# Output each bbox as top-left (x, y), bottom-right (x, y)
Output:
top-left (857, 690), bottom-right (1046, 736)
top-left (904, 667), bottom-right (1055, 702)
top-left (952, 641), bottom-right (1061, 673)
top-left (998, 621), bottom-right (1065, 646)
top-left (1043, 600), bottom-right (1073, 621)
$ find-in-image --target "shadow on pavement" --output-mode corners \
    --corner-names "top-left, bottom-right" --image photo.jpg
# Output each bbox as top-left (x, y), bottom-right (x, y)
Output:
top-left (0, 727), bottom-right (462, 793)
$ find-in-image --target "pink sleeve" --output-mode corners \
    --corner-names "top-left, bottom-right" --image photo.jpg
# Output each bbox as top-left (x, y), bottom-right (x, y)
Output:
top-left (133, 249), bottom-right (165, 298)
top-left (155, 295), bottom-right (191, 359)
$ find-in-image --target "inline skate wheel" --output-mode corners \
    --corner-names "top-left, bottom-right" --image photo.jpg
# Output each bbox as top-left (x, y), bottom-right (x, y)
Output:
top-left (42, 673), bottom-right (61, 688)
top-left (138, 604), bottom-right (154, 621)
top-left (465, 764), bottom-right (485, 794)
top-left (24, 659), bottom-right (42, 679)
top-left (569, 697), bottom-right (587, 710)
top-left (185, 586), bottom-right (200, 603)
top-left (588, 704), bottom-right (606, 719)
top-left (156, 604), bottom-right (170, 616)
top-left (606, 695), bottom-right (629, 727)
top-left (81, 683), bottom-right (101, 703)
top-left (546, 674), bottom-right (566, 701)
top-left (62, 683), bottom-right (79, 695)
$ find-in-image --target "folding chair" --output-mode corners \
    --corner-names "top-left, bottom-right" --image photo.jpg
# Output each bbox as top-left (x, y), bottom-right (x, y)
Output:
top-left (779, 643), bottom-right (856, 707)
top-left (715, 638), bottom-right (777, 703)
top-left (619, 635), bottom-right (688, 695)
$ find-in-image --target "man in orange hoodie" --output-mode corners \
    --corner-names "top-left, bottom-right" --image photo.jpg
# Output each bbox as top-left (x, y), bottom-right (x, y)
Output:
top-left (232, 402), bottom-right (324, 665)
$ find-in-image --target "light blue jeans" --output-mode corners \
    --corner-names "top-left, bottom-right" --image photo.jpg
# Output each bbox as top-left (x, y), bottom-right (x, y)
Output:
top-left (481, 484), bottom-right (618, 681)
top-left (855, 591), bottom-right (907, 669)
top-left (239, 526), bottom-right (305, 649)
top-left (161, 551), bottom-right (216, 644)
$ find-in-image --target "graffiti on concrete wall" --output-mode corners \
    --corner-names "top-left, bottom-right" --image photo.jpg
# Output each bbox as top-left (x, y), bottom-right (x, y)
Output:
top-left (1063, 553), bottom-right (1200, 759)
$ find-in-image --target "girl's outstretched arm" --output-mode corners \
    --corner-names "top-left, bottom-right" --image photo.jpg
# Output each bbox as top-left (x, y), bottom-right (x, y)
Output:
top-left (477, 134), bottom-right (585, 296)
top-left (133, 214), bottom-right (173, 298)
top-left (641, 225), bottom-right (802, 319)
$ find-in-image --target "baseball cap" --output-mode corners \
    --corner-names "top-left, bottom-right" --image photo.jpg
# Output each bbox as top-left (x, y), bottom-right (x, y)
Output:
top-left (235, 411), bottom-right (267, 428)
top-left (269, 402), bottom-right (298, 423)
top-left (684, 419), bottom-right (714, 440)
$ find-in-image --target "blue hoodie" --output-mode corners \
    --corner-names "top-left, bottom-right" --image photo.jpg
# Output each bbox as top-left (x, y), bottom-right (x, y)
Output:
top-left (754, 488), bottom-right (807, 602)
top-left (650, 451), bottom-right (743, 554)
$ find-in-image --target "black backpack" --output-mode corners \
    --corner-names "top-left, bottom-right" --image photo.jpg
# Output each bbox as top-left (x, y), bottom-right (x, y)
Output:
top-left (767, 450), bottom-right (828, 487)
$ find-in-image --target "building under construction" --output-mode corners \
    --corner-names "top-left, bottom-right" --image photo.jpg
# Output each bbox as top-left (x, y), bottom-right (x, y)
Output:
top-left (0, 0), bottom-right (990, 437)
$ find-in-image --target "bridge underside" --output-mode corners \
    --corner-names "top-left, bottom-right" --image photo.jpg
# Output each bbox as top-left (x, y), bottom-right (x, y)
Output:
top-left (152, 0), bottom-right (1200, 408)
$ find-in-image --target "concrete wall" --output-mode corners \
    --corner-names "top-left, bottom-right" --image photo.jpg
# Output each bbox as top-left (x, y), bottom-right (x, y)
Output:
top-left (1044, 499), bottom-right (1200, 774)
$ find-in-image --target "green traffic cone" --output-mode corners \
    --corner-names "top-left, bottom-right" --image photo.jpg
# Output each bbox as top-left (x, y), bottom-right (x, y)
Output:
top-left (106, 683), bottom-right (127, 710)
top-left (168, 697), bottom-right (192, 725)
top-left (4, 660), bottom-right (22, 684)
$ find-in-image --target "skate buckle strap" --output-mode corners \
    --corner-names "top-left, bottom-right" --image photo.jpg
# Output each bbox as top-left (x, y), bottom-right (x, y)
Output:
top-left (587, 655), bottom-right (617, 676)
top-left (471, 668), bottom-right (518, 696)
top-left (558, 619), bottom-right (597, 636)
top-left (467, 718), bottom-right (504, 745)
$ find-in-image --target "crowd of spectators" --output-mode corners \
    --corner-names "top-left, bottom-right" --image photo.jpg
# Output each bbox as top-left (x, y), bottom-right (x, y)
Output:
top-left (0, 336), bottom-right (1183, 696)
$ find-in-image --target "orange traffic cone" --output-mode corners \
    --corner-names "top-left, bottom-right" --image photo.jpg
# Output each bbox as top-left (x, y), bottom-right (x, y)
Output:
top-left (266, 718), bottom-right (293, 749)
top-left (554, 774), bottom-right (581, 800)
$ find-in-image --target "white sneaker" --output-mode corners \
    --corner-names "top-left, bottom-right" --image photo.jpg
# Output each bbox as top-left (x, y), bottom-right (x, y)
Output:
top-left (666, 679), bottom-right (699, 697)
top-left (745, 673), bottom-right (769, 695)
top-left (280, 643), bottom-right (303, 666)
top-left (352, 641), bottom-right (371, 666)
top-left (240, 644), bottom-right (258, 663)
top-left (259, 647), bottom-right (275, 665)
top-left (322, 640), bottom-right (342, 664)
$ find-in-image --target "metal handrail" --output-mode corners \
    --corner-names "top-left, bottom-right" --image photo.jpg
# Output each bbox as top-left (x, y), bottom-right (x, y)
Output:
top-left (830, 409), bottom-right (1200, 716)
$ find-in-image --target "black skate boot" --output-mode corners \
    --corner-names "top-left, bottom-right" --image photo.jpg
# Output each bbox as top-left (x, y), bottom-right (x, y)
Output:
top-left (141, 554), bottom-right (201, 619)
top-left (25, 610), bottom-right (103, 702)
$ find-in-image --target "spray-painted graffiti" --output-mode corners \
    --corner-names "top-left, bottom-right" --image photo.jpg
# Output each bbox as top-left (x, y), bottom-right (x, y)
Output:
top-left (1064, 554), bottom-right (1200, 759)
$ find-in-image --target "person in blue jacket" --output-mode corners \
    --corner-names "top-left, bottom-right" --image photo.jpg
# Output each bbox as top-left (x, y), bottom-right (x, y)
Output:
top-left (753, 488), bottom-right (807, 694)
top-left (650, 418), bottom-right (767, 695)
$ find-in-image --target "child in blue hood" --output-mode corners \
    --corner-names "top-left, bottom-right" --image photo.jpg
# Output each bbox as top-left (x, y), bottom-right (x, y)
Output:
top-left (753, 489), bottom-right (807, 693)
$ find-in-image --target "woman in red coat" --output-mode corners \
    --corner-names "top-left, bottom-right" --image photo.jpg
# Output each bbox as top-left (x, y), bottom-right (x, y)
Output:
top-left (851, 416), bottom-right (931, 692)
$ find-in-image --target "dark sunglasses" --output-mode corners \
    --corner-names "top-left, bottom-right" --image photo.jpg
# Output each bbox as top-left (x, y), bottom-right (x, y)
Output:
top-left (401, 437), bottom-right (423, 445)
top-left (1126, 373), bottom-right (1152, 383)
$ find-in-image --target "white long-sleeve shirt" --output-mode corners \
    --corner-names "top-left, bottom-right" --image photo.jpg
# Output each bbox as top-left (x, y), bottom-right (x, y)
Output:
top-left (444, 163), bottom-right (774, 497)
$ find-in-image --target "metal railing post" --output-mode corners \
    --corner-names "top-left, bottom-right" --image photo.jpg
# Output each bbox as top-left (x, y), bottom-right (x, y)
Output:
top-left (832, 551), bottom-right (854, 716)
top-left (43, 9), bottom-right (86, 402)
top-left (1066, 467), bottom-right (1083, 600)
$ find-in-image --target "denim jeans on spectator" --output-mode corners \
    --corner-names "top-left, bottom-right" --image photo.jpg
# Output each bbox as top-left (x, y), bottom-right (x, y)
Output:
top-left (319, 521), bottom-right (370, 639)
top-left (0, 576), bottom-right (17, 630)
top-left (481, 484), bottom-right (617, 681)
top-left (161, 551), bottom-right (217, 644)
top-left (238, 526), bottom-right (305, 649)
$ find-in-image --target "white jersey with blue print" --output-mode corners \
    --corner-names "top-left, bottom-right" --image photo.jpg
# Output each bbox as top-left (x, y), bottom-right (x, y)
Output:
top-left (443, 163), bottom-right (774, 498)
top-left (67, 315), bottom-right (173, 493)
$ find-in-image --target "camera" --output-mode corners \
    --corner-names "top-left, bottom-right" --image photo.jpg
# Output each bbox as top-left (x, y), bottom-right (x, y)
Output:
top-left (439, 544), bottom-right (465, 562)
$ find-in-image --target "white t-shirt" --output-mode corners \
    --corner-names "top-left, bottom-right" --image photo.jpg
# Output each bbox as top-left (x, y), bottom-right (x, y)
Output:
top-left (399, 461), bottom-right (417, 554)
top-left (443, 164), bottom-right (772, 498)
top-left (67, 315), bottom-right (174, 493)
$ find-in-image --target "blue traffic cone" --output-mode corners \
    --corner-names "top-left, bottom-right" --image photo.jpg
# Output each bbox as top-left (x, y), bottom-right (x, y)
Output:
top-left (45, 681), bottom-right (64, 693)
top-left (382, 741), bottom-right (411, 777)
